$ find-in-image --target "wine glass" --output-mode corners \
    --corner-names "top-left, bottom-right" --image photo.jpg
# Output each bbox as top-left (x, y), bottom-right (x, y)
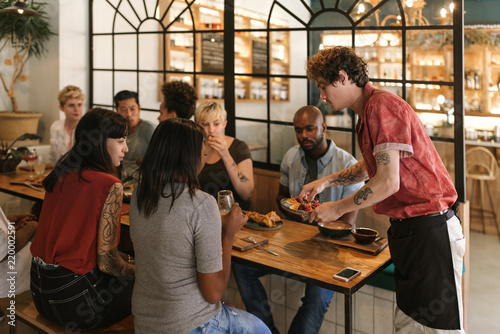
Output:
top-left (217, 190), bottom-right (234, 215)
top-left (23, 149), bottom-right (38, 178)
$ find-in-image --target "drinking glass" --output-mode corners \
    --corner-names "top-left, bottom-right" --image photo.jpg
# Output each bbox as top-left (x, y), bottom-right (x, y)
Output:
top-left (217, 190), bottom-right (234, 215)
top-left (33, 155), bottom-right (46, 176)
top-left (23, 150), bottom-right (38, 178)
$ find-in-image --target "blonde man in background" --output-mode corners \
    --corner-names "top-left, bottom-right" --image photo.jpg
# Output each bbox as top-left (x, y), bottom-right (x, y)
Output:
top-left (49, 85), bottom-right (85, 164)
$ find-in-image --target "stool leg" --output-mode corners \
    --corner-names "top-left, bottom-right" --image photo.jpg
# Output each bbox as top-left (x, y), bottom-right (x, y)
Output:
top-left (484, 181), bottom-right (500, 242)
top-left (480, 180), bottom-right (486, 234)
top-left (469, 179), bottom-right (479, 232)
top-left (9, 319), bottom-right (16, 334)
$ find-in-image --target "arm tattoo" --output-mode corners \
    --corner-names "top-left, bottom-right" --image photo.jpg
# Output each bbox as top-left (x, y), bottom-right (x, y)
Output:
top-left (354, 187), bottom-right (373, 205)
top-left (100, 184), bottom-right (122, 246)
top-left (238, 170), bottom-right (249, 182)
top-left (376, 153), bottom-right (391, 166)
top-left (329, 162), bottom-right (368, 185)
top-left (233, 160), bottom-right (249, 182)
top-left (97, 250), bottom-right (118, 273)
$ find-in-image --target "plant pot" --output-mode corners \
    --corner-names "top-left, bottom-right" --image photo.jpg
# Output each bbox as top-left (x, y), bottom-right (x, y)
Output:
top-left (0, 158), bottom-right (18, 174)
top-left (0, 112), bottom-right (43, 142)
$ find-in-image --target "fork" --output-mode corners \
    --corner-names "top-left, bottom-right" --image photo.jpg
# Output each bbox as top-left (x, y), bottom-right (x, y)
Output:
top-left (23, 182), bottom-right (43, 192)
top-left (246, 237), bottom-right (279, 256)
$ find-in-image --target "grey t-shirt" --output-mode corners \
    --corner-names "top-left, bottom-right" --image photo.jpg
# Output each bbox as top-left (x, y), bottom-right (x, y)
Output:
top-left (130, 185), bottom-right (223, 334)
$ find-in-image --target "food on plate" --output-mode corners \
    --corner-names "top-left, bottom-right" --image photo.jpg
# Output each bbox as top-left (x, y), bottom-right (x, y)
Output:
top-left (285, 196), bottom-right (320, 213)
top-left (245, 211), bottom-right (281, 227)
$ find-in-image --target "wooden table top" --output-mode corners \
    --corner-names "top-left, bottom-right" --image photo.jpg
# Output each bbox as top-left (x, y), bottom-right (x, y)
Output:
top-left (0, 169), bottom-right (45, 202)
top-left (1, 168), bottom-right (134, 216)
top-left (231, 220), bottom-right (392, 294)
top-left (2, 170), bottom-right (391, 295)
top-left (123, 210), bottom-right (391, 294)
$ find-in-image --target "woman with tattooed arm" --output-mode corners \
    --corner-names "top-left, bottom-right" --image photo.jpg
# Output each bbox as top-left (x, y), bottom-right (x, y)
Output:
top-left (195, 101), bottom-right (254, 210)
top-left (301, 47), bottom-right (464, 334)
top-left (30, 108), bottom-right (135, 330)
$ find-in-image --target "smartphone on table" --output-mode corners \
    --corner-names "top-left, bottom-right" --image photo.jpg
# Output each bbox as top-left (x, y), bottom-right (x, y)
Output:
top-left (333, 267), bottom-right (361, 282)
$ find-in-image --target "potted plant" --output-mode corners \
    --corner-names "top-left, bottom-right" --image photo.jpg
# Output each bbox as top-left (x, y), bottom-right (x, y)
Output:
top-left (0, 0), bottom-right (55, 141)
top-left (0, 132), bottom-right (40, 174)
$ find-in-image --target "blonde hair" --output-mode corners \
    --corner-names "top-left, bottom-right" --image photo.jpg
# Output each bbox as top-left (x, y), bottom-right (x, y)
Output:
top-left (57, 85), bottom-right (85, 107)
top-left (195, 101), bottom-right (227, 123)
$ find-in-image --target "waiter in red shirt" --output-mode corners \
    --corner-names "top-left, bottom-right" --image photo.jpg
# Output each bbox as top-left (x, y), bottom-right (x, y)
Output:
top-left (300, 46), bottom-right (465, 334)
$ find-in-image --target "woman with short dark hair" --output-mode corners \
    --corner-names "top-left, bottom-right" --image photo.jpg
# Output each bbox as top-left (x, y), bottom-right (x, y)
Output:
top-left (31, 108), bottom-right (135, 330)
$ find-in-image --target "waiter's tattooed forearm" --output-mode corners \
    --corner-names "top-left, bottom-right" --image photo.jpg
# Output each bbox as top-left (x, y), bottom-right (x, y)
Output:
top-left (354, 187), bottom-right (373, 205)
top-left (329, 162), bottom-right (368, 185)
top-left (376, 153), bottom-right (390, 166)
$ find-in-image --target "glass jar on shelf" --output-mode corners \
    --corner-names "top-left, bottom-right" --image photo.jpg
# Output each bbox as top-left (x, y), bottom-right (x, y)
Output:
top-left (261, 84), bottom-right (267, 100)
top-left (280, 86), bottom-right (288, 101)
top-left (215, 81), bottom-right (224, 99)
top-left (235, 80), bottom-right (245, 99)
top-left (251, 81), bottom-right (261, 100)
top-left (272, 84), bottom-right (281, 101)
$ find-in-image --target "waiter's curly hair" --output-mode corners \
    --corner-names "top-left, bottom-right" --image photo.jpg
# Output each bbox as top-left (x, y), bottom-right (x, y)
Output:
top-left (161, 81), bottom-right (198, 119)
top-left (306, 46), bottom-right (369, 88)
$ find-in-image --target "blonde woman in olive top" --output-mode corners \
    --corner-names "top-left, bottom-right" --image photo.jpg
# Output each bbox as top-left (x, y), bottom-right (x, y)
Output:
top-left (195, 101), bottom-right (254, 210)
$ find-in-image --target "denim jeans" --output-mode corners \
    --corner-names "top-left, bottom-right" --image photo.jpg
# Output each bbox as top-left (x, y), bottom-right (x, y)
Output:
top-left (232, 263), bottom-right (334, 334)
top-left (187, 303), bottom-right (271, 334)
top-left (30, 257), bottom-right (134, 330)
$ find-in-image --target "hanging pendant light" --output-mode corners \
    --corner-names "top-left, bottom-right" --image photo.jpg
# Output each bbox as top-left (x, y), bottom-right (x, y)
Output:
top-left (0, 0), bottom-right (41, 16)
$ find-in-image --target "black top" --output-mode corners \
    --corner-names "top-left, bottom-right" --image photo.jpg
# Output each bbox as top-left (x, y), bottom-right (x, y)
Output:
top-left (198, 138), bottom-right (252, 211)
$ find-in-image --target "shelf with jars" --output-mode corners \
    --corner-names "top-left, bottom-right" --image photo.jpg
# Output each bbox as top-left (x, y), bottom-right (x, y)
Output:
top-left (163, 0), bottom-right (290, 103)
top-left (321, 29), bottom-right (500, 119)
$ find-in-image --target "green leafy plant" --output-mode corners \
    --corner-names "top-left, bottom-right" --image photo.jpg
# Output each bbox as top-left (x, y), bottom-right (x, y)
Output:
top-left (0, 0), bottom-right (55, 112)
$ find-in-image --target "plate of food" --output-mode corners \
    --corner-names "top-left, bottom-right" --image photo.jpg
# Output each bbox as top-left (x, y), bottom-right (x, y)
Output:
top-left (280, 197), bottom-right (321, 221)
top-left (242, 210), bottom-right (283, 231)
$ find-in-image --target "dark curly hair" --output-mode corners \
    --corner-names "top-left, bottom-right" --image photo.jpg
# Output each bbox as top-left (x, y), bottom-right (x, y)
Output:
top-left (306, 46), bottom-right (369, 88)
top-left (161, 81), bottom-right (198, 119)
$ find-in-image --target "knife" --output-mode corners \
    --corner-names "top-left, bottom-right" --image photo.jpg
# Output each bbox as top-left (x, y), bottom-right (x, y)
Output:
top-left (23, 182), bottom-right (43, 192)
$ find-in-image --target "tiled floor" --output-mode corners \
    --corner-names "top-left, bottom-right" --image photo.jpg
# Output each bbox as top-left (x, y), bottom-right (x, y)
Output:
top-left (1, 232), bottom-right (498, 333)
top-left (469, 231), bottom-right (500, 334)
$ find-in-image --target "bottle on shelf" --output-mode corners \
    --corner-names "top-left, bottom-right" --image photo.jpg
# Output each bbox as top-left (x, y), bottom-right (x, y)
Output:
top-left (465, 68), bottom-right (474, 89)
top-left (474, 67), bottom-right (480, 90)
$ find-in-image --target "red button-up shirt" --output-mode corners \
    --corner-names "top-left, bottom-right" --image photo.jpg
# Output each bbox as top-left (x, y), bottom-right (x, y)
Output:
top-left (356, 83), bottom-right (457, 219)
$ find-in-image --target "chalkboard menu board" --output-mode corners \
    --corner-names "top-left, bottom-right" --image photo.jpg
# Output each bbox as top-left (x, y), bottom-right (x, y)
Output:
top-left (201, 33), bottom-right (224, 73)
top-left (252, 40), bottom-right (267, 74)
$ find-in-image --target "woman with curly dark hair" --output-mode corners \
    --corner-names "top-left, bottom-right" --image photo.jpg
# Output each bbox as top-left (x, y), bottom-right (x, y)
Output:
top-left (158, 80), bottom-right (198, 121)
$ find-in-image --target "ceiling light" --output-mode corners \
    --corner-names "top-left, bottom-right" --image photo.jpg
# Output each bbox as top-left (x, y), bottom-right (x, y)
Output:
top-left (0, 1), bottom-right (41, 16)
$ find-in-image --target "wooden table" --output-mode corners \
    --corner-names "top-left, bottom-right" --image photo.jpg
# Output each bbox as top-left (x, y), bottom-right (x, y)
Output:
top-left (2, 170), bottom-right (391, 333)
top-left (0, 168), bottom-right (131, 220)
top-left (231, 220), bottom-right (392, 334)
top-left (0, 169), bottom-right (45, 203)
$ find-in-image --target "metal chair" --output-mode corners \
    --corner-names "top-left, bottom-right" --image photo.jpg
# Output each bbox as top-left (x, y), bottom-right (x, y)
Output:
top-left (466, 147), bottom-right (500, 240)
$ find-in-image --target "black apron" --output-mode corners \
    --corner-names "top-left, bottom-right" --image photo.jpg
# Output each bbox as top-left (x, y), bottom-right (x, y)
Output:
top-left (388, 212), bottom-right (461, 330)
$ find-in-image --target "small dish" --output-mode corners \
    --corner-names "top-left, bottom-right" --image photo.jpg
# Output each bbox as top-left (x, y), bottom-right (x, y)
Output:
top-left (351, 227), bottom-right (379, 244)
top-left (245, 220), bottom-right (284, 231)
top-left (280, 198), bottom-right (318, 221)
top-left (317, 221), bottom-right (352, 238)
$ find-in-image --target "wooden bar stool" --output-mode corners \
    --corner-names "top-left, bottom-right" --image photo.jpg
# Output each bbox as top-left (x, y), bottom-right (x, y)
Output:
top-left (466, 147), bottom-right (500, 240)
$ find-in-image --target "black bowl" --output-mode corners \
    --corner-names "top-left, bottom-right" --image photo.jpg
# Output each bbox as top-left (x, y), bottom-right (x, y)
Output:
top-left (318, 221), bottom-right (352, 238)
top-left (351, 227), bottom-right (379, 244)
